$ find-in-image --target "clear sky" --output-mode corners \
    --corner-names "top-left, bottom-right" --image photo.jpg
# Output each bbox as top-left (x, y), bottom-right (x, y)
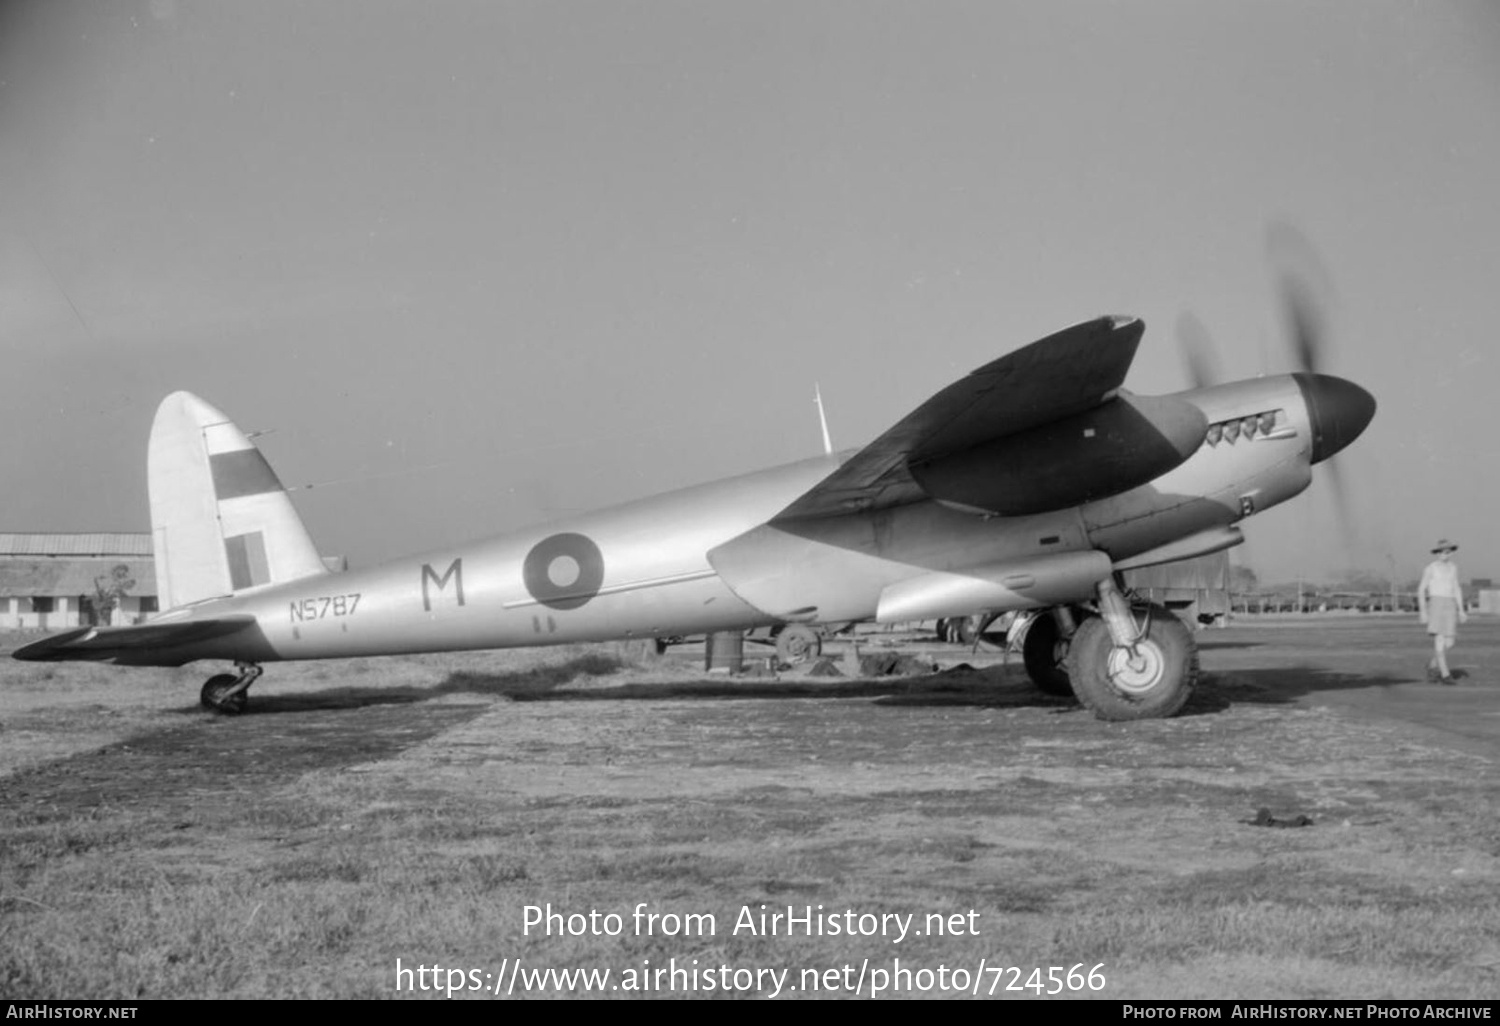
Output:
top-left (2, 0), bottom-right (1497, 588)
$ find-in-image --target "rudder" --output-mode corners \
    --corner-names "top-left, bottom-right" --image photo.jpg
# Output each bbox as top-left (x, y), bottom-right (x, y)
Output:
top-left (148, 392), bottom-right (328, 609)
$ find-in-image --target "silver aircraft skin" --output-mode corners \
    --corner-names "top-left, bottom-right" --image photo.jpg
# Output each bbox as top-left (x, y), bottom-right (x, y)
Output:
top-left (15, 316), bottom-right (1376, 721)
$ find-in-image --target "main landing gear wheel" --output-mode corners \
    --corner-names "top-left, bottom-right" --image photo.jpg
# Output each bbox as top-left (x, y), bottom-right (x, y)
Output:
top-left (1065, 603), bottom-right (1197, 721)
top-left (1021, 614), bottom-right (1075, 697)
top-left (200, 674), bottom-right (247, 714)
top-left (774, 624), bottom-right (822, 665)
top-left (953, 615), bottom-right (981, 646)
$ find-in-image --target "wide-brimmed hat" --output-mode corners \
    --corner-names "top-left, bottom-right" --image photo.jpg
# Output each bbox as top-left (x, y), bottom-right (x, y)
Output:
top-left (1431, 539), bottom-right (1459, 554)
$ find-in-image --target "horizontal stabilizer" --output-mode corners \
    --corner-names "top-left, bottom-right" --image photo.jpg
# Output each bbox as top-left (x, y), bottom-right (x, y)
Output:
top-left (11, 616), bottom-right (258, 664)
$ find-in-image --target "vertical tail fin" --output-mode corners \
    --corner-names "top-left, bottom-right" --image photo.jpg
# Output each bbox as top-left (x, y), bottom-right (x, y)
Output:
top-left (148, 392), bottom-right (328, 610)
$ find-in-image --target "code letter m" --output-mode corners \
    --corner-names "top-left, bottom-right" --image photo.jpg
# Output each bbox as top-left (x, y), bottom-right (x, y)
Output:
top-left (421, 558), bottom-right (465, 612)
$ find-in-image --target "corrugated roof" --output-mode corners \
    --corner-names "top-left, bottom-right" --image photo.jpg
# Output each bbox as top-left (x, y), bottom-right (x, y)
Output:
top-left (0, 557), bottom-right (157, 598)
top-left (0, 533), bottom-right (154, 557)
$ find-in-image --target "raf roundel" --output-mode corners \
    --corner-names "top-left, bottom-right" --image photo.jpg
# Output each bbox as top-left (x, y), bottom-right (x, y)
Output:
top-left (522, 532), bottom-right (606, 610)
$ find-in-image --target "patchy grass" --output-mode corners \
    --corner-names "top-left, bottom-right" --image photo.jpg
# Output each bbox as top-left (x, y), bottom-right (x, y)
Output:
top-left (2, 623), bottom-right (1499, 998)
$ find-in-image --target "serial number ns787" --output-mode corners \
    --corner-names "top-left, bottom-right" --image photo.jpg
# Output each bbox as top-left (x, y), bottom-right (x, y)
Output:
top-left (289, 594), bottom-right (361, 622)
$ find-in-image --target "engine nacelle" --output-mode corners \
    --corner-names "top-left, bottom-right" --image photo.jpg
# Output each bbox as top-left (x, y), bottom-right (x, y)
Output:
top-left (875, 549), bottom-right (1112, 623)
top-left (908, 393), bottom-right (1207, 516)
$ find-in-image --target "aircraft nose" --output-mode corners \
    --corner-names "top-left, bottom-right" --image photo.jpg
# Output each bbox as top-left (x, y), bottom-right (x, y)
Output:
top-left (1293, 373), bottom-right (1376, 463)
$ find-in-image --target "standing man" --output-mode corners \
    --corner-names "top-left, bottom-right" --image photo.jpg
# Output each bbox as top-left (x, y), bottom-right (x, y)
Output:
top-left (1418, 539), bottom-right (1468, 684)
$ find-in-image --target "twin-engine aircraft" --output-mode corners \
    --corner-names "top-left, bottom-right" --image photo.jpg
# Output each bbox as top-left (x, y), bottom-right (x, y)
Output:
top-left (15, 315), bottom-right (1375, 720)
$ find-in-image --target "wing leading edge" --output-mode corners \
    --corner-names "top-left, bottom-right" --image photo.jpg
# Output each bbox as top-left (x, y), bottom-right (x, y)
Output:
top-left (771, 315), bottom-right (1145, 520)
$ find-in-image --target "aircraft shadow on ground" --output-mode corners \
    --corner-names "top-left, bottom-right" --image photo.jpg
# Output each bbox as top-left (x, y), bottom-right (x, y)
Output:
top-left (431, 659), bottom-right (1086, 713)
top-left (188, 657), bottom-right (1082, 717)
top-left (175, 655), bottom-right (1407, 720)
top-left (1195, 665), bottom-right (1409, 712)
top-left (427, 660), bottom-right (1411, 717)
top-left (1194, 639), bottom-right (1266, 651)
top-left (169, 653), bottom-right (630, 716)
top-left (171, 685), bottom-right (432, 716)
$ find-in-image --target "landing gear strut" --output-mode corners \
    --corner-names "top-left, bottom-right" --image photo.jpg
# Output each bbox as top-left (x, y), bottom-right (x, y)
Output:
top-left (1066, 577), bottom-right (1197, 721)
top-left (200, 662), bottom-right (262, 714)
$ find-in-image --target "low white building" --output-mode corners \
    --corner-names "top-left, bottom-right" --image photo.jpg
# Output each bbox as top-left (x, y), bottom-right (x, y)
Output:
top-left (0, 533), bottom-right (158, 630)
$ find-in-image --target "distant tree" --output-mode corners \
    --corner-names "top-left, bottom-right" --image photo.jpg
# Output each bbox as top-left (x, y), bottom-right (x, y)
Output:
top-left (1229, 564), bottom-right (1259, 594)
top-left (92, 564), bottom-right (136, 626)
top-left (1334, 569), bottom-right (1390, 594)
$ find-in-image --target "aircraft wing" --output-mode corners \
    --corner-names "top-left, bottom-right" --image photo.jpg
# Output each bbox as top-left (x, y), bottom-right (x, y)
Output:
top-left (11, 616), bottom-right (259, 664)
top-left (773, 315), bottom-right (1145, 519)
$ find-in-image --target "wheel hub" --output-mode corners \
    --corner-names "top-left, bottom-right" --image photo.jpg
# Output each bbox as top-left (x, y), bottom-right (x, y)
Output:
top-left (1106, 640), bottom-right (1166, 694)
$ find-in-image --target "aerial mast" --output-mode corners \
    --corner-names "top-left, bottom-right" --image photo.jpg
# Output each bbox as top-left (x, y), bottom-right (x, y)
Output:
top-left (814, 383), bottom-right (833, 456)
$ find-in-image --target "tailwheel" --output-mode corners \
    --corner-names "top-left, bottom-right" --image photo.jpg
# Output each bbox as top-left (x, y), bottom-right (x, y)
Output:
top-left (1065, 603), bottom-right (1197, 721)
top-left (201, 675), bottom-right (246, 714)
top-left (199, 662), bottom-right (261, 714)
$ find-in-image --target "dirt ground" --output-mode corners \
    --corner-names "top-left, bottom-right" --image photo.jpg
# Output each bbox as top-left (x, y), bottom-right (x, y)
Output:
top-left (1, 616), bottom-right (1497, 999)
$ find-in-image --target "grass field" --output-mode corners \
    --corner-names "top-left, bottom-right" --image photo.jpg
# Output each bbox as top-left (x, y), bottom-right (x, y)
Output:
top-left (2, 619), bottom-right (1498, 999)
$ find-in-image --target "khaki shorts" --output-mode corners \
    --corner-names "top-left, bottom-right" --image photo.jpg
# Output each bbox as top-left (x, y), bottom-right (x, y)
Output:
top-left (1427, 597), bottom-right (1458, 640)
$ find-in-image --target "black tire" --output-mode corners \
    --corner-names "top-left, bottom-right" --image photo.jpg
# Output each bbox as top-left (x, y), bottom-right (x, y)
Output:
top-left (200, 674), bottom-right (247, 714)
top-left (1021, 613), bottom-right (1074, 697)
top-left (775, 624), bottom-right (822, 665)
top-left (1065, 603), bottom-right (1197, 721)
top-left (954, 614), bottom-right (984, 646)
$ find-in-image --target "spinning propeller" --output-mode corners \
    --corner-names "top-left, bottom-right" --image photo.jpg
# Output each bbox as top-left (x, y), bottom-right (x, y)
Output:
top-left (1178, 225), bottom-right (1375, 528)
top-left (1176, 310), bottom-right (1222, 392)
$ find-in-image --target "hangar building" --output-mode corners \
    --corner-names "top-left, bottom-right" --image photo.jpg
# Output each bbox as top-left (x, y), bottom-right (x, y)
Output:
top-left (0, 533), bottom-right (158, 629)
